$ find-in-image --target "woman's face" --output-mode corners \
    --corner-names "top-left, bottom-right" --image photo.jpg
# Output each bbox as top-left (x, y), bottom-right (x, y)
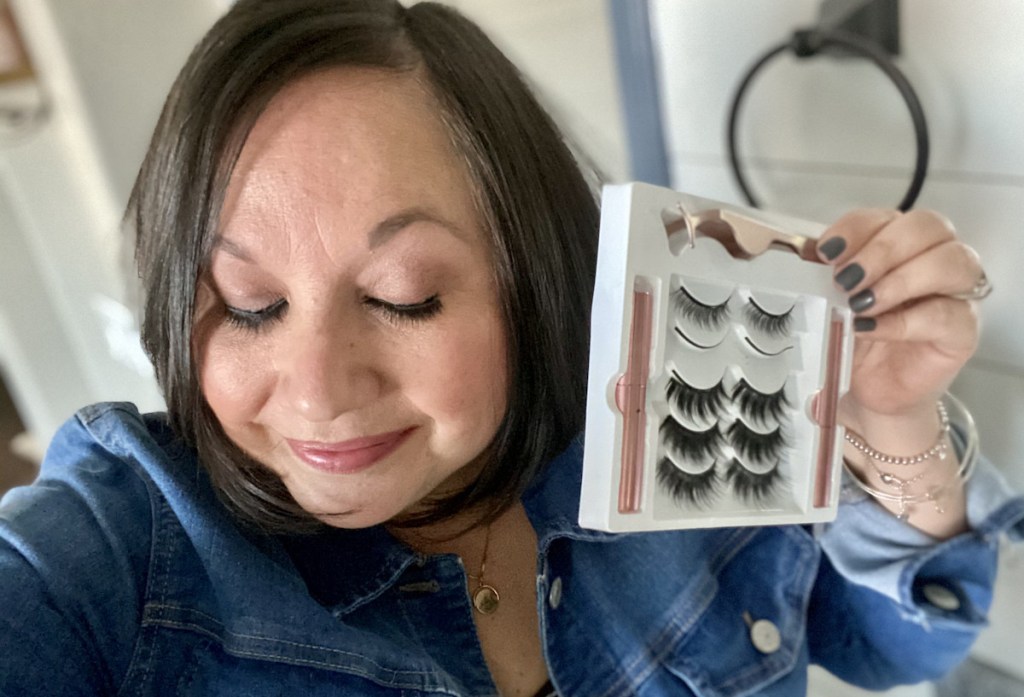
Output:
top-left (197, 69), bottom-right (507, 528)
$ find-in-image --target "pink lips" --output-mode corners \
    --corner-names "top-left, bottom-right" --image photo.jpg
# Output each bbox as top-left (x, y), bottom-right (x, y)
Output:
top-left (286, 428), bottom-right (414, 474)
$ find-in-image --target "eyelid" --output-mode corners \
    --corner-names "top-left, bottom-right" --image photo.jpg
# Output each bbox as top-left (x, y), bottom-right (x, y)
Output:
top-left (364, 294), bottom-right (442, 322)
top-left (381, 296), bottom-right (438, 311)
top-left (226, 297), bottom-right (286, 315)
top-left (224, 298), bottom-right (288, 332)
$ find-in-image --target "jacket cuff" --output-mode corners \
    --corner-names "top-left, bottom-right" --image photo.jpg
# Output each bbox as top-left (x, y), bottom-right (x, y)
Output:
top-left (818, 454), bottom-right (1024, 628)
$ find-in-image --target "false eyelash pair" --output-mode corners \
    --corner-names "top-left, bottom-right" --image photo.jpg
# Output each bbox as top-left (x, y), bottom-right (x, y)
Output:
top-left (659, 415), bottom-right (787, 507)
top-left (673, 286), bottom-right (794, 337)
top-left (657, 456), bottom-right (784, 508)
top-left (666, 371), bottom-right (790, 428)
top-left (660, 417), bottom-right (788, 466)
top-left (674, 325), bottom-right (795, 358)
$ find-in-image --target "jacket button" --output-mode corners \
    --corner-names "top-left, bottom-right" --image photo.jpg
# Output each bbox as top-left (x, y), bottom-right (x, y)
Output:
top-left (548, 576), bottom-right (563, 609)
top-left (922, 583), bottom-right (961, 611)
top-left (749, 619), bottom-right (781, 654)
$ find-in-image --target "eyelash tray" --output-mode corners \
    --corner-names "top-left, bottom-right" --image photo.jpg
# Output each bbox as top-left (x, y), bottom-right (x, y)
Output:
top-left (579, 183), bottom-right (855, 532)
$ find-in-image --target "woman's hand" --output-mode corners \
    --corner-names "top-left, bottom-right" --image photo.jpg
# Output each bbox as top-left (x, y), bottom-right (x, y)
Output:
top-left (816, 209), bottom-right (990, 537)
top-left (816, 209), bottom-right (984, 425)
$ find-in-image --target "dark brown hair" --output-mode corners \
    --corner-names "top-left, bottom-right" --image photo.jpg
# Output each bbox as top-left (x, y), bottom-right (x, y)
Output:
top-left (129, 0), bottom-right (599, 534)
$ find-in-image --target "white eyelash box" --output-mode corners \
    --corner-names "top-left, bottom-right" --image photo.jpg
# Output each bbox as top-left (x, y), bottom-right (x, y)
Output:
top-left (579, 182), bottom-right (855, 532)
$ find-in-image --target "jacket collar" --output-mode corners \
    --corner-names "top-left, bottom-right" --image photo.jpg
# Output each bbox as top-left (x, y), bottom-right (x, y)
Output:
top-left (100, 399), bottom-right (609, 621)
top-left (278, 434), bottom-right (615, 616)
top-left (521, 435), bottom-right (620, 549)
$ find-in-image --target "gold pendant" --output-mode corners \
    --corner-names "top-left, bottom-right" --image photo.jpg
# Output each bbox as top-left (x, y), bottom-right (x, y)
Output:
top-left (473, 584), bottom-right (500, 614)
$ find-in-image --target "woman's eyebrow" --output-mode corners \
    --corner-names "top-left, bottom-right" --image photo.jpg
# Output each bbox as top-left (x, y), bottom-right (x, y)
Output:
top-left (211, 206), bottom-right (467, 261)
top-left (368, 207), bottom-right (467, 249)
top-left (211, 236), bottom-right (254, 263)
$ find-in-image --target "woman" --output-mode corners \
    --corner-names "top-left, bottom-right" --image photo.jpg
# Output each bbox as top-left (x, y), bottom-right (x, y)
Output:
top-left (1, 1), bottom-right (1021, 695)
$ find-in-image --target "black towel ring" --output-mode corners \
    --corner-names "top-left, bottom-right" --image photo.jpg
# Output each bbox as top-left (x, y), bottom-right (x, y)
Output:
top-left (726, 29), bottom-right (929, 212)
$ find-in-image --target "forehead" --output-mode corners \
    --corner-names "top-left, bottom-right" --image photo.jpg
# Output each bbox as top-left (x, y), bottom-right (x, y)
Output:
top-left (218, 67), bottom-right (480, 247)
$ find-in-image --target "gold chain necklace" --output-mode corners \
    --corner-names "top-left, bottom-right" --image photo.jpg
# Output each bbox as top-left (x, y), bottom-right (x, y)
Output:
top-left (466, 524), bottom-right (500, 614)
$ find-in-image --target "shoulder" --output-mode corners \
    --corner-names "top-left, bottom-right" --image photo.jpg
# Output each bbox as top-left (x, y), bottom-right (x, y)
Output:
top-left (0, 401), bottom-right (208, 603)
top-left (0, 402), bottom-right (183, 578)
top-left (53, 401), bottom-right (187, 471)
top-left (3, 402), bottom-right (178, 535)
top-left (0, 402), bottom-right (182, 692)
top-left (29, 402), bottom-right (208, 518)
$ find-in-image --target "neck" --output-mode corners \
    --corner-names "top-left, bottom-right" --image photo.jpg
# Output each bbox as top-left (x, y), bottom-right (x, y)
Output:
top-left (387, 504), bottom-right (506, 558)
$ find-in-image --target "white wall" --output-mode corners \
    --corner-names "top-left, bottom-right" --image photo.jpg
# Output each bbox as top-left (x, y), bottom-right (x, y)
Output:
top-left (440, 0), bottom-right (630, 183)
top-left (651, 0), bottom-right (1024, 483)
top-left (649, 0), bottom-right (1024, 689)
top-left (0, 0), bottom-right (220, 444)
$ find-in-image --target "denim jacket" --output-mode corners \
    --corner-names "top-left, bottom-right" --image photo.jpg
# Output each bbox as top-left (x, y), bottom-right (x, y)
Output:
top-left (2, 402), bottom-right (1022, 696)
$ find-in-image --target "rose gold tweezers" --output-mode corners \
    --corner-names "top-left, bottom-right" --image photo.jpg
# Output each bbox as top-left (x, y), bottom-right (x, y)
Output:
top-left (664, 207), bottom-right (821, 263)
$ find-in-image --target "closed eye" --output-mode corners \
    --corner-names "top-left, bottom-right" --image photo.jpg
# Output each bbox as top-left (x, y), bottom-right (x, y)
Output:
top-left (364, 294), bottom-right (442, 323)
top-left (224, 298), bottom-right (287, 333)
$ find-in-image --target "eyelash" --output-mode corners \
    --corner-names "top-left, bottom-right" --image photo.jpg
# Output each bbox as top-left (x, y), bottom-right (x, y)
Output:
top-left (744, 298), bottom-right (793, 337)
top-left (660, 417), bottom-right (723, 462)
top-left (727, 420), bottom-right (787, 463)
top-left (733, 379), bottom-right (790, 425)
top-left (663, 375), bottom-right (789, 428)
top-left (224, 298), bottom-right (288, 333)
top-left (364, 295), bottom-right (443, 324)
top-left (657, 458), bottom-right (719, 508)
top-left (666, 372), bottom-right (727, 422)
top-left (223, 295), bottom-right (442, 333)
top-left (673, 286), bottom-right (731, 331)
top-left (723, 457), bottom-right (783, 505)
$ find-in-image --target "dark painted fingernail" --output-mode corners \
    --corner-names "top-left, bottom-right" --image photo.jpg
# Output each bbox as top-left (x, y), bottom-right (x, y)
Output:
top-left (849, 289), bottom-right (875, 314)
top-left (819, 237), bottom-right (846, 261)
top-left (854, 317), bottom-right (877, 332)
top-left (836, 263), bottom-right (865, 291)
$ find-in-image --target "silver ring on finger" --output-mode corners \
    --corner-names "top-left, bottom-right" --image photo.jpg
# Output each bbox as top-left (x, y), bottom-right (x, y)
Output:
top-left (950, 244), bottom-right (991, 298)
top-left (950, 269), bottom-right (993, 301)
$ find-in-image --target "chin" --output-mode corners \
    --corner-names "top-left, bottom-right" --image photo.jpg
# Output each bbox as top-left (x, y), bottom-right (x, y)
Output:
top-left (288, 487), bottom-right (414, 529)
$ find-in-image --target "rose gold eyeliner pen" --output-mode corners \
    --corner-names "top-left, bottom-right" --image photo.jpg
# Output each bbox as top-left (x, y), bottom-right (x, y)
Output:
top-left (615, 283), bottom-right (653, 514)
top-left (814, 310), bottom-right (845, 508)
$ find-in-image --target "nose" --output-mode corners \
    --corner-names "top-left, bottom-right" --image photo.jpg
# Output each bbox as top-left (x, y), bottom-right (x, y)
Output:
top-left (276, 318), bottom-right (383, 423)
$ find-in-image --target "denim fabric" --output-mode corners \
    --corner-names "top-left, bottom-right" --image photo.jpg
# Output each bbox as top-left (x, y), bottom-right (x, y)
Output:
top-left (1, 402), bottom-right (1022, 696)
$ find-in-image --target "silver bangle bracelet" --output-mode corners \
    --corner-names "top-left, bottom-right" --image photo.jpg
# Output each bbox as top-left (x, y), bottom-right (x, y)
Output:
top-left (842, 392), bottom-right (978, 521)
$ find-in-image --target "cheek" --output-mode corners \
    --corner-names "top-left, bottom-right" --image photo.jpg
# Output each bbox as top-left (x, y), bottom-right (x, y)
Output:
top-left (426, 318), bottom-right (508, 432)
top-left (198, 329), bottom-right (273, 426)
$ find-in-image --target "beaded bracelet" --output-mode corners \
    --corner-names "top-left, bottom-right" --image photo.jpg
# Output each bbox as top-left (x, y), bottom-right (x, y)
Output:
top-left (842, 393), bottom-right (978, 522)
top-left (844, 400), bottom-right (949, 466)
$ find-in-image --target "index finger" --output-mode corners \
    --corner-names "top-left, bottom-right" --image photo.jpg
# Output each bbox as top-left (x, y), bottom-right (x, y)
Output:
top-left (815, 209), bottom-right (899, 265)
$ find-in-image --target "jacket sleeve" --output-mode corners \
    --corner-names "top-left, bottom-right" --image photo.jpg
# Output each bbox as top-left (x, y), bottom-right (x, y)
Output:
top-left (0, 411), bottom-right (153, 696)
top-left (809, 454), bottom-right (1024, 689)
